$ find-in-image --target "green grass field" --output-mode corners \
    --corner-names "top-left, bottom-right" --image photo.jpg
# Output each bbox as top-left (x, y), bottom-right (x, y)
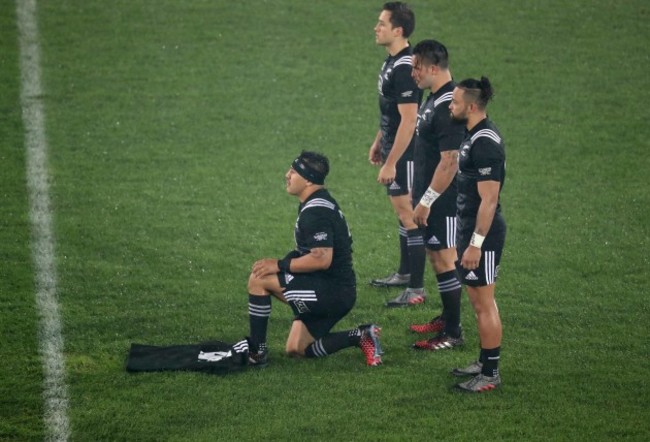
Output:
top-left (2, 0), bottom-right (649, 440)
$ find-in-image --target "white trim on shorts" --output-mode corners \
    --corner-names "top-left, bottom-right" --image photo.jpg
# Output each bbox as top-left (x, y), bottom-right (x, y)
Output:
top-left (446, 216), bottom-right (457, 248)
top-left (284, 290), bottom-right (318, 303)
top-left (484, 250), bottom-right (496, 285)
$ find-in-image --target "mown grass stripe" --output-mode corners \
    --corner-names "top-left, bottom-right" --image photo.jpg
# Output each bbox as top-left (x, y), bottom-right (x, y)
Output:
top-left (16, 0), bottom-right (70, 440)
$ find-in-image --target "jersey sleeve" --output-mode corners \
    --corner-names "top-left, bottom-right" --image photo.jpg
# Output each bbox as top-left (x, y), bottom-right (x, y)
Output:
top-left (298, 208), bottom-right (335, 249)
top-left (392, 64), bottom-right (419, 104)
top-left (433, 106), bottom-right (465, 152)
top-left (471, 139), bottom-right (505, 182)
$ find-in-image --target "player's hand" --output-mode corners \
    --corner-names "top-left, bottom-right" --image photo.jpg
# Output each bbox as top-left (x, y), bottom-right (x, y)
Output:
top-left (377, 164), bottom-right (396, 184)
top-left (251, 259), bottom-right (279, 278)
top-left (413, 204), bottom-right (430, 227)
top-left (461, 246), bottom-right (481, 270)
top-left (368, 144), bottom-right (382, 165)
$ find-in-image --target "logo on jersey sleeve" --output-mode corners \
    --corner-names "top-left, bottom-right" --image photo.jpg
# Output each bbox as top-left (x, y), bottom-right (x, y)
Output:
top-left (478, 167), bottom-right (492, 176)
top-left (401, 90), bottom-right (414, 98)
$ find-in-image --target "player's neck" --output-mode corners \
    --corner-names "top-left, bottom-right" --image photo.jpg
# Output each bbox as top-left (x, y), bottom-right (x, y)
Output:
top-left (298, 185), bottom-right (323, 203)
top-left (430, 71), bottom-right (453, 94)
top-left (387, 39), bottom-right (408, 56)
top-left (466, 114), bottom-right (487, 131)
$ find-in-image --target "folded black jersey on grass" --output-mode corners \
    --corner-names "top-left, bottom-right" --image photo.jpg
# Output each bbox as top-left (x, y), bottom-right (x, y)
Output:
top-left (126, 339), bottom-right (249, 374)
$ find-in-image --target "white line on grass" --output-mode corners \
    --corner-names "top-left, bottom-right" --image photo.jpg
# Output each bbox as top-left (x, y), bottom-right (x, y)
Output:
top-left (16, 0), bottom-right (70, 440)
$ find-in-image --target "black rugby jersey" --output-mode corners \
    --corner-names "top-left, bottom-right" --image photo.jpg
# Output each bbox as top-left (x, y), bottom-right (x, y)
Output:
top-left (293, 189), bottom-right (355, 287)
top-left (412, 81), bottom-right (466, 202)
top-left (377, 45), bottom-right (421, 156)
top-left (456, 118), bottom-right (506, 223)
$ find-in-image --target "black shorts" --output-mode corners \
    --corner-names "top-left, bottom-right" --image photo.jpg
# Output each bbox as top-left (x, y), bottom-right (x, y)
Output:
top-left (456, 217), bottom-right (506, 287)
top-left (278, 272), bottom-right (356, 339)
top-left (414, 191), bottom-right (457, 251)
top-left (381, 149), bottom-right (413, 197)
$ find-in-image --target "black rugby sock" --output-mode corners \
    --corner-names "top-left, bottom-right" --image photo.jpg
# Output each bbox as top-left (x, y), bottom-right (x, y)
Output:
top-left (248, 294), bottom-right (271, 349)
top-left (304, 329), bottom-right (361, 358)
top-left (437, 270), bottom-right (462, 336)
top-left (406, 228), bottom-right (426, 288)
top-left (398, 223), bottom-right (409, 275)
top-left (480, 347), bottom-right (500, 377)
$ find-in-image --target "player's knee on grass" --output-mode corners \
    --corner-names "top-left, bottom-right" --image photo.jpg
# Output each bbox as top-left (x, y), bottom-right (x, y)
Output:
top-left (285, 320), bottom-right (313, 357)
top-left (285, 342), bottom-right (305, 357)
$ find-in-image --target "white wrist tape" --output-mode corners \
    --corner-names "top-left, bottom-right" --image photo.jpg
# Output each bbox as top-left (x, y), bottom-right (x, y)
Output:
top-left (419, 187), bottom-right (440, 208)
top-left (470, 232), bottom-right (485, 249)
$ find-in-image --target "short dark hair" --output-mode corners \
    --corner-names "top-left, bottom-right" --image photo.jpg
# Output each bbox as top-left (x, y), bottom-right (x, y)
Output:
top-left (298, 150), bottom-right (330, 180)
top-left (412, 39), bottom-right (449, 69)
top-left (382, 2), bottom-right (415, 38)
top-left (457, 76), bottom-right (494, 109)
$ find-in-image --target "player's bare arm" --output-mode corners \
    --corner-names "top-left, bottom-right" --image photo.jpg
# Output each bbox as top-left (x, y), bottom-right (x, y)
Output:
top-left (252, 247), bottom-right (333, 278)
top-left (413, 150), bottom-right (459, 226)
top-left (377, 102), bottom-right (417, 184)
top-left (290, 247), bottom-right (333, 271)
top-left (435, 150), bottom-right (459, 185)
top-left (368, 130), bottom-right (383, 165)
